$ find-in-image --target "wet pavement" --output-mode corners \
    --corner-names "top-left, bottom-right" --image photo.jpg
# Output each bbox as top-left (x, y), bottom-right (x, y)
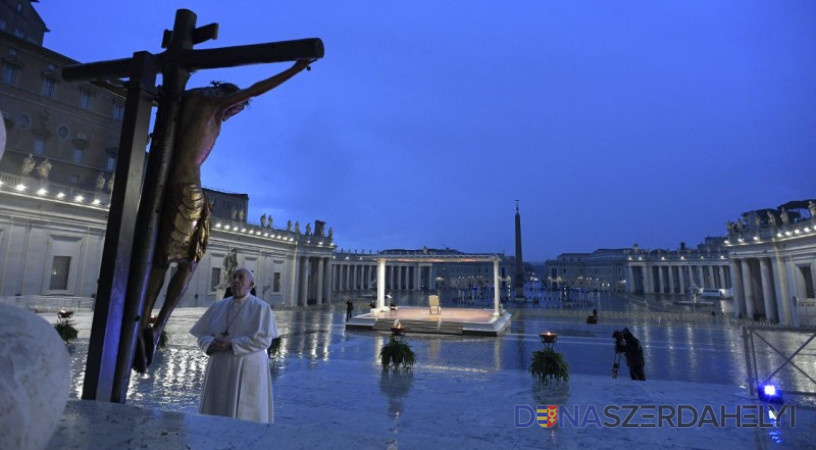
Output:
top-left (40, 292), bottom-right (816, 449)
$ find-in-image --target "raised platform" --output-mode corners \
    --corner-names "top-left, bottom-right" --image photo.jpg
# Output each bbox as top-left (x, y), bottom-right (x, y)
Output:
top-left (345, 306), bottom-right (511, 336)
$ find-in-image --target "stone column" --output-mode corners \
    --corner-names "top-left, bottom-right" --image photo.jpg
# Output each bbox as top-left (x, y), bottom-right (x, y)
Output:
top-left (772, 256), bottom-right (793, 325)
top-left (643, 265), bottom-right (653, 294)
top-left (627, 265), bottom-right (637, 294)
top-left (741, 259), bottom-right (755, 318)
top-left (679, 266), bottom-right (686, 294)
top-left (668, 265), bottom-right (675, 294)
top-left (493, 258), bottom-right (501, 316)
top-left (688, 264), bottom-right (696, 288)
top-left (730, 259), bottom-right (745, 318)
top-left (655, 265), bottom-right (663, 294)
top-left (707, 266), bottom-right (715, 289)
top-left (718, 265), bottom-right (726, 290)
top-left (376, 258), bottom-right (387, 311)
top-left (316, 257), bottom-right (324, 304)
top-left (325, 259), bottom-right (333, 302)
top-left (299, 256), bottom-right (309, 306)
top-left (759, 257), bottom-right (777, 322)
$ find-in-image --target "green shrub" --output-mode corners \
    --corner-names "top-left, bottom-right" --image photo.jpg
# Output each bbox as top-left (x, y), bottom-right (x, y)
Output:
top-left (380, 337), bottom-right (415, 372)
top-left (530, 348), bottom-right (569, 384)
top-left (268, 337), bottom-right (282, 355)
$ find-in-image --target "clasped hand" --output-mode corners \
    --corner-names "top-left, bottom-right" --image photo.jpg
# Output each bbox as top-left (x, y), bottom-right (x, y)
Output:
top-left (207, 339), bottom-right (232, 355)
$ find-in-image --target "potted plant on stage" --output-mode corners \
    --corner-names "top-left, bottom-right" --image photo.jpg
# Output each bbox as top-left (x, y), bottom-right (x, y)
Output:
top-left (530, 332), bottom-right (569, 385)
top-left (54, 309), bottom-right (78, 344)
top-left (380, 321), bottom-right (415, 372)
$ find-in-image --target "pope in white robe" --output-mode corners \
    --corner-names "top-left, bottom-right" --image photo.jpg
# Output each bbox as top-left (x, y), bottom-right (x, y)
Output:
top-left (190, 268), bottom-right (280, 423)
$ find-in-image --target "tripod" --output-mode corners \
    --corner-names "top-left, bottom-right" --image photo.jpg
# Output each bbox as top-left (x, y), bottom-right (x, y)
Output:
top-left (612, 351), bottom-right (623, 378)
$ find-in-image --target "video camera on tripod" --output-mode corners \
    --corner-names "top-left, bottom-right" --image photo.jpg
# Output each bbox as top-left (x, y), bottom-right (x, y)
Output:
top-left (611, 329), bottom-right (626, 378)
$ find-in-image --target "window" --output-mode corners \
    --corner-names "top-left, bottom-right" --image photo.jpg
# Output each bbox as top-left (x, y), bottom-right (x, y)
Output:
top-left (16, 114), bottom-right (29, 129)
top-left (3, 64), bottom-right (18, 84)
top-left (49, 256), bottom-right (71, 290)
top-left (112, 103), bottom-right (124, 121)
top-left (70, 174), bottom-right (78, 184)
top-left (41, 77), bottom-right (56, 97)
top-left (0, 19), bottom-right (6, 31)
top-left (33, 138), bottom-right (44, 155)
top-left (57, 125), bottom-right (69, 139)
top-left (106, 154), bottom-right (116, 171)
top-left (8, 48), bottom-right (16, 57)
top-left (80, 91), bottom-right (93, 109)
top-left (15, 3), bottom-right (22, 13)
top-left (273, 272), bottom-right (281, 292)
top-left (13, 28), bottom-right (23, 38)
top-left (72, 147), bottom-right (83, 163)
top-left (210, 268), bottom-right (221, 291)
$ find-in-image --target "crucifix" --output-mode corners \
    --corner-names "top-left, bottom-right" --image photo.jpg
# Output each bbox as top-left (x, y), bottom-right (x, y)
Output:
top-left (62, 9), bottom-right (323, 404)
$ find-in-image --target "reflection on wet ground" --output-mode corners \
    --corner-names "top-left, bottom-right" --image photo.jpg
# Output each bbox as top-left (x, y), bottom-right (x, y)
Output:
top-left (63, 292), bottom-right (816, 416)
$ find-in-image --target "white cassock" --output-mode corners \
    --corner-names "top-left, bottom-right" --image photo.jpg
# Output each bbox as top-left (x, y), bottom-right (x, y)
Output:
top-left (190, 294), bottom-right (280, 423)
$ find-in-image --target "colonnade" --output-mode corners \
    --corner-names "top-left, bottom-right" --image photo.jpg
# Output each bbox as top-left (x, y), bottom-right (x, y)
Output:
top-left (729, 256), bottom-right (796, 325)
top-left (293, 254), bottom-right (332, 306)
top-left (370, 258), bottom-right (502, 317)
top-left (627, 261), bottom-right (731, 295)
top-left (331, 261), bottom-right (432, 292)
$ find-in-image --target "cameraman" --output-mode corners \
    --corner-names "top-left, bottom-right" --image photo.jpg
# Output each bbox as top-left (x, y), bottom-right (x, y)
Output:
top-left (616, 328), bottom-right (646, 381)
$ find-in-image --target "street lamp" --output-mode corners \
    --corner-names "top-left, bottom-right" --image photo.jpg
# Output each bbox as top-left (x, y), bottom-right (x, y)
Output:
top-left (540, 331), bottom-right (558, 350)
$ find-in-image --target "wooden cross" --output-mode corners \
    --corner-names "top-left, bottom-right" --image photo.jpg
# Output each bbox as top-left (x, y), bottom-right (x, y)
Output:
top-left (62, 9), bottom-right (323, 404)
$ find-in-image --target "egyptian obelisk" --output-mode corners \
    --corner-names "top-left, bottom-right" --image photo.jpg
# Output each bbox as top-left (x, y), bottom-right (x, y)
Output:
top-left (514, 200), bottom-right (525, 300)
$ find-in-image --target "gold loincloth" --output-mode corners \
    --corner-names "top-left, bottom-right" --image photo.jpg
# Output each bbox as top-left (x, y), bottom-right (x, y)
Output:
top-left (155, 184), bottom-right (210, 264)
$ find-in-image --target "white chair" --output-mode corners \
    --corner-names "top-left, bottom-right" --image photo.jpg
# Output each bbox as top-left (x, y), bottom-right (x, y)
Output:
top-left (428, 295), bottom-right (441, 315)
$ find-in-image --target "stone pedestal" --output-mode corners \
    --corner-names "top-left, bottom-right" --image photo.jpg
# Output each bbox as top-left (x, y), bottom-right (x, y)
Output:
top-left (0, 304), bottom-right (70, 450)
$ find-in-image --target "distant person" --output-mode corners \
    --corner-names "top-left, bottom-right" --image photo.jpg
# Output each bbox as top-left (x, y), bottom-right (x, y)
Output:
top-left (190, 268), bottom-right (281, 423)
top-left (346, 299), bottom-right (354, 321)
top-left (617, 328), bottom-right (645, 381)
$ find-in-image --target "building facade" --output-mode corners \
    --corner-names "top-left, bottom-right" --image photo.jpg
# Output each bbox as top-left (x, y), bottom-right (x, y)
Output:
top-left (543, 238), bottom-right (732, 296)
top-left (0, 1), bottom-right (125, 197)
top-left (331, 247), bottom-right (515, 295)
top-left (0, 183), bottom-right (335, 307)
top-left (724, 200), bottom-right (816, 326)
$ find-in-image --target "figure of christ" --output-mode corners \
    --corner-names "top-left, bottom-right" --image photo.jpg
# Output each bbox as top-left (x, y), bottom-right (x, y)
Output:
top-left (134, 59), bottom-right (314, 372)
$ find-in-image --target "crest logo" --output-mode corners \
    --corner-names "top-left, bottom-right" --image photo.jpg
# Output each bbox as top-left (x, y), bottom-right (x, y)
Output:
top-left (537, 405), bottom-right (558, 427)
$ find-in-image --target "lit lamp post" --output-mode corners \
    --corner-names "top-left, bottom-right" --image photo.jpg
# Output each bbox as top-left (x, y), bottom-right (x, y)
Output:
top-left (391, 323), bottom-right (405, 342)
top-left (540, 331), bottom-right (558, 350)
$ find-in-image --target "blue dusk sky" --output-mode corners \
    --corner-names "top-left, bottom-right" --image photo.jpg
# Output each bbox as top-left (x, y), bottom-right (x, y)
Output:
top-left (36, 1), bottom-right (815, 261)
